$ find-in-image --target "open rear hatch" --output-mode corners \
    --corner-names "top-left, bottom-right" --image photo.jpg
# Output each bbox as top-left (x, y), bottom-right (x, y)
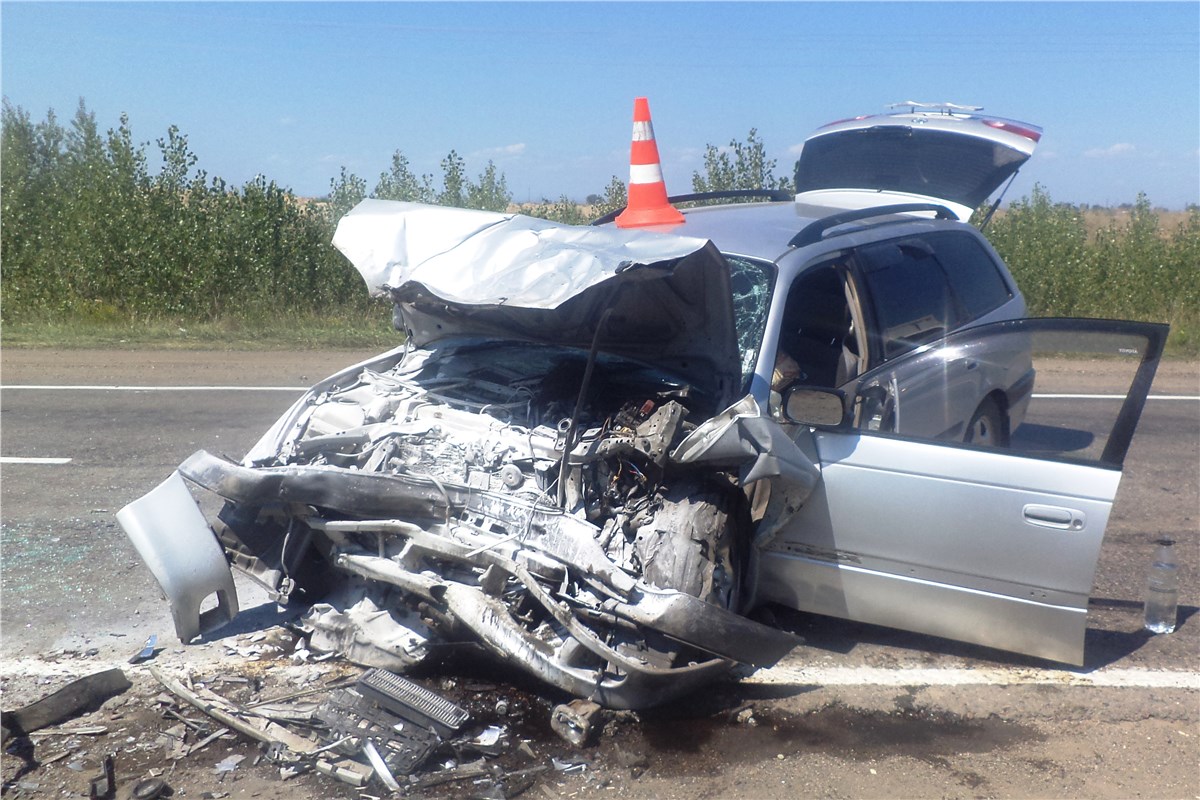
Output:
top-left (794, 103), bottom-right (1042, 221)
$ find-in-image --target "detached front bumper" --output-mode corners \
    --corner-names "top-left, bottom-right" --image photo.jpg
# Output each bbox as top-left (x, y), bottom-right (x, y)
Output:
top-left (116, 471), bottom-right (239, 642)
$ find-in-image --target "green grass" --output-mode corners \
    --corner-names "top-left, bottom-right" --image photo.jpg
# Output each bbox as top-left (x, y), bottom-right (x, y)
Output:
top-left (1162, 313), bottom-right (1199, 358)
top-left (1, 312), bottom-right (402, 350)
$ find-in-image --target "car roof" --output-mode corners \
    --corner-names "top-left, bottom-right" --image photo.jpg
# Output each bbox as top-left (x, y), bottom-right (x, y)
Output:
top-left (670, 199), bottom-right (969, 267)
top-left (672, 201), bottom-right (816, 262)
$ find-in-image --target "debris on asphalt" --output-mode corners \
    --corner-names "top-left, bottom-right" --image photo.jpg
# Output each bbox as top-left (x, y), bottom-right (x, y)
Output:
top-left (130, 777), bottom-right (171, 800)
top-left (550, 699), bottom-right (604, 748)
top-left (185, 725), bottom-right (230, 756)
top-left (361, 739), bottom-right (401, 792)
top-left (2, 668), bottom-right (131, 744)
top-left (86, 752), bottom-right (115, 800)
top-left (317, 687), bottom-right (444, 776)
top-left (551, 756), bottom-right (588, 773)
top-left (2, 626), bottom-right (659, 798)
top-left (467, 725), bottom-right (509, 756)
top-left (214, 753), bottom-right (245, 774)
top-left (413, 758), bottom-right (490, 789)
top-left (129, 634), bottom-right (159, 665)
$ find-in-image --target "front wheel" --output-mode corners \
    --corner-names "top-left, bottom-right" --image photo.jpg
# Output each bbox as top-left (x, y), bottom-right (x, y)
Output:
top-left (964, 396), bottom-right (1009, 447)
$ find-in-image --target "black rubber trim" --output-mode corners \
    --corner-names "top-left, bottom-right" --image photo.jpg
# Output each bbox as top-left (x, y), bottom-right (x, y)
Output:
top-left (590, 189), bottom-right (794, 226)
top-left (788, 203), bottom-right (957, 248)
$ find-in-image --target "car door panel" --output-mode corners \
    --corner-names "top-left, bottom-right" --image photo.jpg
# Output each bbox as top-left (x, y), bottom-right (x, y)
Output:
top-left (757, 318), bottom-right (1166, 665)
top-left (757, 435), bottom-right (1119, 664)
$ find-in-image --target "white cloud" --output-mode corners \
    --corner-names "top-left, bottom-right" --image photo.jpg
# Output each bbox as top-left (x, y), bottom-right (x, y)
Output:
top-left (1083, 143), bottom-right (1136, 159)
top-left (786, 142), bottom-right (806, 157)
top-left (471, 143), bottom-right (526, 160)
top-left (670, 145), bottom-right (706, 165)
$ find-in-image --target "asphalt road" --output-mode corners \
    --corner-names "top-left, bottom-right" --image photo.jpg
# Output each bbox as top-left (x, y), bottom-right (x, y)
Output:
top-left (1, 349), bottom-right (1197, 798)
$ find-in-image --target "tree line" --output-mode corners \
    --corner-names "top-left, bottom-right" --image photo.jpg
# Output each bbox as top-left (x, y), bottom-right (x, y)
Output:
top-left (2, 100), bottom-right (1196, 349)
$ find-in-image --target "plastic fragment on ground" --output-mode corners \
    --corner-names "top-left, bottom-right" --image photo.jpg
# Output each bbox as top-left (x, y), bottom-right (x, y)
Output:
top-left (550, 699), bottom-right (603, 747)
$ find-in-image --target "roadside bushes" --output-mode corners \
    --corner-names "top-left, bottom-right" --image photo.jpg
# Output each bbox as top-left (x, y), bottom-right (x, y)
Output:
top-left (1, 100), bottom-right (368, 322)
top-left (0, 101), bottom-right (519, 325)
top-left (984, 185), bottom-right (1199, 347)
top-left (2, 102), bottom-right (1196, 352)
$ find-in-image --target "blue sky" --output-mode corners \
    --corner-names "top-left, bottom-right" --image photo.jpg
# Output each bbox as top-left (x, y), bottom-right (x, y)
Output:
top-left (3, 2), bottom-right (1198, 207)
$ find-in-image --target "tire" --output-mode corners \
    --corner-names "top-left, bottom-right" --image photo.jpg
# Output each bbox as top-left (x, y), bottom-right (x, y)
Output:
top-left (632, 479), bottom-right (743, 612)
top-left (964, 396), bottom-right (1009, 448)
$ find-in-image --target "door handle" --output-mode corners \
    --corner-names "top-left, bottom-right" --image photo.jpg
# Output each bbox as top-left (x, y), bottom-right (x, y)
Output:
top-left (1023, 504), bottom-right (1086, 531)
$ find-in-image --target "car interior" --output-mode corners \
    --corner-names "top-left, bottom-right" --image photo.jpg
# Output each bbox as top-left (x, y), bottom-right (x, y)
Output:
top-left (778, 264), bottom-right (861, 389)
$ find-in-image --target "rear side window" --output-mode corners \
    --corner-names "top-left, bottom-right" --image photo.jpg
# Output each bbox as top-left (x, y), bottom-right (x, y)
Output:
top-left (858, 240), bottom-right (957, 358)
top-left (857, 231), bottom-right (1015, 360)
top-left (925, 231), bottom-right (1013, 320)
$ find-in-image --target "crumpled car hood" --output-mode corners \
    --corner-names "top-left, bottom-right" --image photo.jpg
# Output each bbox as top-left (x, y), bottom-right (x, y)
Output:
top-left (333, 200), bottom-right (744, 408)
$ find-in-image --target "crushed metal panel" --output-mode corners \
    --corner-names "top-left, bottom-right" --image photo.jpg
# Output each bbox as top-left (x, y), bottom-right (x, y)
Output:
top-left (671, 394), bottom-right (822, 545)
top-left (672, 394), bottom-right (820, 492)
top-left (333, 199), bottom-right (713, 306)
top-left (304, 590), bottom-right (433, 672)
top-left (332, 200), bottom-right (510, 299)
top-left (331, 199), bottom-right (744, 409)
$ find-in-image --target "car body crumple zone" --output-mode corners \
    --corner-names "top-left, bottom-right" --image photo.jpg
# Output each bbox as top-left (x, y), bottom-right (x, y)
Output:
top-left (120, 203), bottom-right (817, 709)
top-left (119, 197), bottom-right (1166, 710)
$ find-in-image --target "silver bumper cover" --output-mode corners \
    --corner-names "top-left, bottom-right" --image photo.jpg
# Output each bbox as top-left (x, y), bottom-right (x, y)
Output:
top-left (116, 471), bottom-right (239, 642)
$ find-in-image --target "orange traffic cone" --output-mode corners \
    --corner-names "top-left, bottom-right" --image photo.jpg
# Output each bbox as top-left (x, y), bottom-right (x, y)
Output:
top-left (615, 97), bottom-right (685, 228)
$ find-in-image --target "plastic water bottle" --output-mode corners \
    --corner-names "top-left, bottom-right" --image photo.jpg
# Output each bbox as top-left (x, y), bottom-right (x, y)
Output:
top-left (1143, 538), bottom-right (1179, 634)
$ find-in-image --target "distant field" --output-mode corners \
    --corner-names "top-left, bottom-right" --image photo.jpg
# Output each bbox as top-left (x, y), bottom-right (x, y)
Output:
top-left (1069, 207), bottom-right (1192, 237)
top-left (985, 204), bottom-right (1197, 239)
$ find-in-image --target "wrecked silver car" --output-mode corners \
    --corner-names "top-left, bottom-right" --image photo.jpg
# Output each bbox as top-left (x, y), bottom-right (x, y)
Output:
top-left (120, 201), bottom-right (806, 709)
top-left (119, 198), bottom-right (1166, 710)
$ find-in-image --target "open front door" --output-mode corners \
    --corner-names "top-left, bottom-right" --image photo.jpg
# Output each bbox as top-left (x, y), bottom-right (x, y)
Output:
top-left (757, 318), bottom-right (1167, 665)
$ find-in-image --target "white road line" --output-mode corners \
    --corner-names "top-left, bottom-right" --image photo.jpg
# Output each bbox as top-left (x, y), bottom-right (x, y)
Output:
top-left (746, 664), bottom-right (1200, 690)
top-left (1, 385), bottom-right (1196, 400)
top-left (0, 456), bottom-right (72, 465)
top-left (1033, 393), bottom-right (1199, 401)
top-left (2, 384), bottom-right (307, 391)
top-left (2, 657), bottom-right (1195, 689)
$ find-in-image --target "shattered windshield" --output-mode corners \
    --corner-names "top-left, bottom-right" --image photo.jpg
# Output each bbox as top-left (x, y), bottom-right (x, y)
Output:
top-left (725, 255), bottom-right (776, 388)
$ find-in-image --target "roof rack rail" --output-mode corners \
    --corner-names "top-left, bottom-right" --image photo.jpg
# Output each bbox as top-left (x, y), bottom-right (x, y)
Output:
top-left (590, 188), bottom-right (793, 226)
top-left (789, 203), bottom-right (957, 248)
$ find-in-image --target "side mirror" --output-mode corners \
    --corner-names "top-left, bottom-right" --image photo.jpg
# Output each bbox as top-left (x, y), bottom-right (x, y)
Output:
top-left (781, 385), bottom-right (848, 428)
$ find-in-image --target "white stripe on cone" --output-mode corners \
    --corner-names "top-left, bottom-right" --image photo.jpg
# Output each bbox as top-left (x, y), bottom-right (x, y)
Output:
top-left (629, 163), bottom-right (665, 184)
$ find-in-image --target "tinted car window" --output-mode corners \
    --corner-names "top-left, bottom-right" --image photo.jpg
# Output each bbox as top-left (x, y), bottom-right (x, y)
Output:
top-left (858, 240), bottom-right (958, 358)
top-left (925, 231), bottom-right (1012, 320)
